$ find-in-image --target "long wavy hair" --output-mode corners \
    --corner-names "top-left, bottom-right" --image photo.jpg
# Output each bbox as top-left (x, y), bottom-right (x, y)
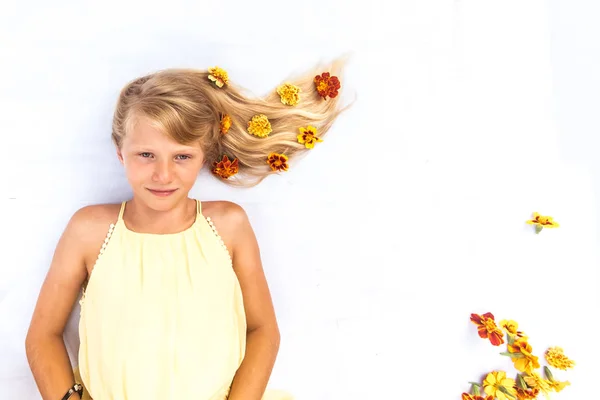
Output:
top-left (111, 56), bottom-right (352, 187)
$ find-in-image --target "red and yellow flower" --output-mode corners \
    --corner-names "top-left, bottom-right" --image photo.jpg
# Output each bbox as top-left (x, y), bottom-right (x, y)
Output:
top-left (526, 212), bottom-right (559, 233)
top-left (470, 313), bottom-right (505, 346)
top-left (267, 152), bottom-right (289, 172)
top-left (212, 155), bottom-right (239, 179)
top-left (461, 394), bottom-right (493, 400)
top-left (514, 386), bottom-right (540, 400)
top-left (314, 72), bottom-right (341, 99)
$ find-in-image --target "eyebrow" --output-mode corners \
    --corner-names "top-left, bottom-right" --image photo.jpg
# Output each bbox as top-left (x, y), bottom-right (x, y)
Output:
top-left (128, 145), bottom-right (201, 153)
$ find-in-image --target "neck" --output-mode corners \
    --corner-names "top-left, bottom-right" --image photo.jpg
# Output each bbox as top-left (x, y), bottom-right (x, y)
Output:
top-left (125, 197), bottom-right (196, 234)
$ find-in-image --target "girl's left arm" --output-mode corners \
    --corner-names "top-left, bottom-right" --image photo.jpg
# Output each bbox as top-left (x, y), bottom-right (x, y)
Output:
top-left (225, 204), bottom-right (281, 400)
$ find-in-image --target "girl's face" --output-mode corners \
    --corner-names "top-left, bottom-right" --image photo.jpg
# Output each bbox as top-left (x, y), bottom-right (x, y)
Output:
top-left (117, 116), bottom-right (205, 210)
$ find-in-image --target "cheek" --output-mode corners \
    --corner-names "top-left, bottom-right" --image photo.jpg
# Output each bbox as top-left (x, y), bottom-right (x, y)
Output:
top-left (123, 159), bottom-right (150, 182)
top-left (179, 162), bottom-right (204, 183)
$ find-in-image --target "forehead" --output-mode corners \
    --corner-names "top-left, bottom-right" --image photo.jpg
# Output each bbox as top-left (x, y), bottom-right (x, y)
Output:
top-left (124, 116), bottom-right (200, 151)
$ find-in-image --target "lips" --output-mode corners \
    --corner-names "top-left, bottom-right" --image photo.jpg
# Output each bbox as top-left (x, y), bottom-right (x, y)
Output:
top-left (147, 188), bottom-right (178, 197)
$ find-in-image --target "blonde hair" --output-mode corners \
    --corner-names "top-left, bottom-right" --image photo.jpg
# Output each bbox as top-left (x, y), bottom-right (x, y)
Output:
top-left (112, 56), bottom-right (352, 187)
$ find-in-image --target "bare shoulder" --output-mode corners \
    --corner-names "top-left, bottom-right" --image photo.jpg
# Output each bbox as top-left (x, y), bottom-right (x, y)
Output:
top-left (200, 200), bottom-right (252, 248)
top-left (69, 203), bottom-right (122, 272)
top-left (200, 200), bottom-right (249, 226)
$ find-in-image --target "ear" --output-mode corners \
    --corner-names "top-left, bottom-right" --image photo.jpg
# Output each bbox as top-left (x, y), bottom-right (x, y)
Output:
top-left (116, 147), bottom-right (124, 164)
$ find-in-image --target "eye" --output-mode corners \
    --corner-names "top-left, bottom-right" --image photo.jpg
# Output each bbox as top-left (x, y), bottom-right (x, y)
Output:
top-left (175, 154), bottom-right (191, 160)
top-left (139, 152), bottom-right (153, 158)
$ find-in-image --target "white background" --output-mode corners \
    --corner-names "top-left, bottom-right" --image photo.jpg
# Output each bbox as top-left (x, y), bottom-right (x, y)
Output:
top-left (1, 0), bottom-right (598, 399)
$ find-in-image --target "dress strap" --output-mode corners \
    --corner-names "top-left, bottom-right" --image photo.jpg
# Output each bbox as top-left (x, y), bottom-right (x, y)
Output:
top-left (118, 201), bottom-right (127, 221)
top-left (196, 199), bottom-right (202, 215)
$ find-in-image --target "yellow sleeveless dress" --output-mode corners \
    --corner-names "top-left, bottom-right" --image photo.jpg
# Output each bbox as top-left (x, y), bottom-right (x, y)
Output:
top-left (75, 200), bottom-right (292, 400)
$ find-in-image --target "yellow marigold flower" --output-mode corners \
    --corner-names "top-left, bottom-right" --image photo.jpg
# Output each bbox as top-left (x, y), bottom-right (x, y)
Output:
top-left (499, 319), bottom-right (527, 340)
top-left (277, 83), bottom-right (301, 106)
top-left (545, 347), bottom-right (575, 370)
top-left (523, 372), bottom-right (551, 397)
top-left (266, 152), bottom-right (289, 172)
top-left (508, 339), bottom-right (540, 373)
top-left (212, 155), bottom-right (239, 179)
top-left (220, 114), bottom-right (232, 134)
top-left (297, 125), bottom-right (323, 149)
top-left (526, 212), bottom-right (559, 233)
top-left (499, 319), bottom-right (518, 335)
top-left (247, 114), bottom-right (272, 138)
top-left (547, 378), bottom-right (570, 392)
top-left (208, 66), bottom-right (229, 88)
top-left (483, 371), bottom-right (516, 400)
top-left (543, 365), bottom-right (570, 393)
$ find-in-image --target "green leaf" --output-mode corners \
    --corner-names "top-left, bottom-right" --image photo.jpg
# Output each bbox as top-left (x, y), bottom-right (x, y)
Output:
top-left (517, 374), bottom-right (528, 390)
top-left (544, 366), bottom-right (554, 381)
top-left (500, 351), bottom-right (524, 359)
top-left (507, 334), bottom-right (515, 345)
top-left (498, 386), bottom-right (517, 399)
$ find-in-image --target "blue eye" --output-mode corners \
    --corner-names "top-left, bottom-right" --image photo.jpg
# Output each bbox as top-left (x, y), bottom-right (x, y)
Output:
top-left (176, 155), bottom-right (191, 160)
top-left (140, 152), bottom-right (153, 158)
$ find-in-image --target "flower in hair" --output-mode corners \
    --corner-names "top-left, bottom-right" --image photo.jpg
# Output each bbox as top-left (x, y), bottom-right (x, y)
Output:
top-left (297, 125), bottom-right (322, 149)
top-left (212, 155), bottom-right (239, 179)
top-left (276, 83), bottom-right (301, 106)
top-left (220, 114), bottom-right (232, 134)
top-left (247, 114), bottom-right (272, 138)
top-left (208, 66), bottom-right (229, 88)
top-left (314, 72), bottom-right (341, 99)
top-left (267, 152), bottom-right (289, 172)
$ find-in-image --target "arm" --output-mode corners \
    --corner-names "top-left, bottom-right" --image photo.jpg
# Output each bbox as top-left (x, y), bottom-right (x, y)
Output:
top-left (225, 205), bottom-right (281, 400)
top-left (25, 208), bottom-right (93, 400)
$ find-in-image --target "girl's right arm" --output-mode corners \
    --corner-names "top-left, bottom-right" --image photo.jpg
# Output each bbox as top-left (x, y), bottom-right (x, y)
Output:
top-left (25, 207), bottom-right (94, 400)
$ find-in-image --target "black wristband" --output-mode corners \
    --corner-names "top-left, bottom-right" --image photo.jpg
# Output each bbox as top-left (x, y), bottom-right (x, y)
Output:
top-left (60, 383), bottom-right (83, 400)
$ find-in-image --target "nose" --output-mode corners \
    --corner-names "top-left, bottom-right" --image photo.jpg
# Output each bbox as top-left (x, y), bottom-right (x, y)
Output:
top-left (152, 160), bottom-right (174, 184)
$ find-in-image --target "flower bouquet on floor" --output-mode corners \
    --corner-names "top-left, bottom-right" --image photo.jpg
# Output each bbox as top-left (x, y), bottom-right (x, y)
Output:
top-left (462, 312), bottom-right (575, 399)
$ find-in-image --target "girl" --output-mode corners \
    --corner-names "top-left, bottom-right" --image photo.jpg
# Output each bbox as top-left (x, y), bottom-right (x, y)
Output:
top-left (25, 57), bottom-right (349, 400)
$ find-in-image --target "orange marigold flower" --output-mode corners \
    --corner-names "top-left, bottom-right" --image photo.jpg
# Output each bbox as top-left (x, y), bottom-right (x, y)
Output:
top-left (220, 114), bottom-right (232, 134)
top-left (297, 125), bottom-right (323, 149)
top-left (470, 313), bottom-right (505, 346)
top-left (508, 339), bottom-right (540, 373)
top-left (277, 83), bottom-right (301, 106)
top-left (462, 394), bottom-right (493, 400)
top-left (247, 114), bottom-right (272, 138)
top-left (545, 347), bottom-right (575, 370)
top-left (266, 152), bottom-right (289, 172)
top-left (212, 155), bottom-right (239, 179)
top-left (514, 387), bottom-right (540, 400)
top-left (314, 72), bottom-right (341, 99)
top-left (208, 66), bottom-right (229, 88)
